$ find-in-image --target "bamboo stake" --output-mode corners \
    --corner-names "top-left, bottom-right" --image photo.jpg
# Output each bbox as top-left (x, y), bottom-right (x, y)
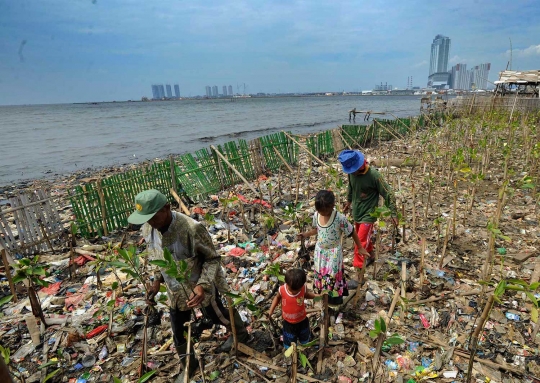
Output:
top-left (211, 145), bottom-right (259, 195)
top-left (316, 293), bottom-right (328, 373)
top-left (1, 247), bottom-right (17, 302)
top-left (96, 179), bottom-right (108, 236)
top-left (273, 147), bottom-right (293, 173)
top-left (37, 219), bottom-right (55, 253)
top-left (170, 155), bottom-right (178, 193)
top-left (184, 321), bottom-right (193, 383)
top-left (226, 297), bottom-right (238, 357)
top-left (411, 183), bottom-right (416, 232)
top-left (291, 342), bottom-right (298, 383)
top-left (438, 223), bottom-right (451, 268)
top-left (281, 131), bottom-right (328, 168)
top-left (335, 129), bottom-right (352, 150)
top-left (419, 238), bottom-right (425, 295)
top-left (400, 261), bottom-right (406, 321)
top-left (340, 127), bottom-right (365, 150)
top-left (372, 287), bottom-right (401, 374)
top-left (373, 119), bottom-right (405, 141)
top-left (170, 188), bottom-right (191, 215)
top-left (372, 230), bottom-right (380, 279)
top-left (452, 180), bottom-right (457, 239)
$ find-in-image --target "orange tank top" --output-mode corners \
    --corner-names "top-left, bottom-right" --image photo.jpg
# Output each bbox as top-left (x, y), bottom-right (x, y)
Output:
top-left (279, 284), bottom-right (307, 324)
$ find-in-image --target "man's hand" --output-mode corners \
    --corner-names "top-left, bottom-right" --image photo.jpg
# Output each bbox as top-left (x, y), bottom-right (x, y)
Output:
top-left (146, 279), bottom-right (161, 306)
top-left (186, 285), bottom-right (205, 308)
top-left (342, 201), bottom-right (351, 214)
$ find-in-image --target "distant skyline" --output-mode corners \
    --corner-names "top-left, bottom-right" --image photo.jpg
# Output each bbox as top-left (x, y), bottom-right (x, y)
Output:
top-left (1, 0), bottom-right (539, 105)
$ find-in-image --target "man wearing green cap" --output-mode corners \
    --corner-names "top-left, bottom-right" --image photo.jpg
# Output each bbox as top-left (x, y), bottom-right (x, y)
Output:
top-left (128, 189), bottom-right (250, 381)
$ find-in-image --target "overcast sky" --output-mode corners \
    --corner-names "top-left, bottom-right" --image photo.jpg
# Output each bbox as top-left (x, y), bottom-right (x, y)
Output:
top-left (1, 0), bottom-right (539, 105)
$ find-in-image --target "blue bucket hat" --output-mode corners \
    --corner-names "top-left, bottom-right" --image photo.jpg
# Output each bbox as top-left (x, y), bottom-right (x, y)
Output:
top-left (338, 150), bottom-right (365, 174)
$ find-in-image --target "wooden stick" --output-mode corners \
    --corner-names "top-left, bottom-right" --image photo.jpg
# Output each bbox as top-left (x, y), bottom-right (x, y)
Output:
top-left (37, 219), bottom-right (55, 253)
top-left (291, 342), bottom-right (298, 383)
top-left (226, 297), bottom-right (238, 357)
top-left (340, 127), bottom-right (364, 150)
top-left (236, 359), bottom-right (272, 383)
top-left (273, 147), bottom-right (293, 173)
top-left (96, 179), bottom-right (108, 236)
top-left (316, 293), bottom-right (328, 373)
top-left (211, 145), bottom-right (259, 195)
top-left (335, 129), bottom-right (352, 150)
top-left (1, 247), bottom-right (18, 302)
top-left (372, 288), bottom-right (401, 372)
top-left (237, 343), bottom-right (272, 362)
top-left (372, 230), bottom-right (380, 279)
top-left (170, 155), bottom-right (178, 193)
top-left (352, 267), bottom-right (365, 308)
top-left (246, 358), bottom-right (326, 383)
top-left (281, 131), bottom-right (328, 168)
top-left (184, 321), bottom-right (192, 383)
top-left (170, 188), bottom-right (191, 215)
top-left (399, 261), bottom-right (406, 322)
top-left (419, 238), bottom-right (425, 294)
top-left (438, 223), bottom-right (451, 269)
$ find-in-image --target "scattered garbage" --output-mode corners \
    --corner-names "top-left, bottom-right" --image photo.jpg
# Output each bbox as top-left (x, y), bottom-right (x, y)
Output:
top-left (1, 113), bottom-right (539, 383)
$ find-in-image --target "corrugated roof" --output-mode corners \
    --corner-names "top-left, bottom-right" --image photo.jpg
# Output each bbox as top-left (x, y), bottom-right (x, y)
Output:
top-left (495, 70), bottom-right (540, 84)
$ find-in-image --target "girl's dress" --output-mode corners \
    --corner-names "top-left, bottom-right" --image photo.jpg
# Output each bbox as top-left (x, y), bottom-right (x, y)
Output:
top-left (312, 209), bottom-right (353, 297)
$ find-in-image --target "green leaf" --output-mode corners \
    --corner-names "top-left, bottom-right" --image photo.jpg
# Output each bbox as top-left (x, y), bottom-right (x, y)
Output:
top-left (149, 260), bottom-right (169, 268)
top-left (113, 378), bottom-right (122, 383)
top-left (278, 275), bottom-right (285, 282)
top-left (494, 280), bottom-right (506, 298)
top-left (0, 295), bottom-right (14, 307)
top-left (109, 261), bottom-right (129, 268)
top-left (369, 330), bottom-right (379, 339)
top-left (43, 368), bottom-right (62, 383)
top-left (525, 292), bottom-right (538, 308)
top-left (112, 282), bottom-right (119, 290)
top-left (508, 279), bottom-right (529, 288)
top-left (13, 274), bottom-right (26, 284)
top-left (38, 360), bottom-right (58, 369)
top-left (19, 258), bottom-right (31, 266)
top-left (374, 318), bottom-right (381, 332)
top-left (246, 303), bottom-right (259, 312)
top-left (532, 307), bottom-right (539, 324)
top-left (299, 352), bottom-right (308, 369)
top-left (159, 285), bottom-right (167, 293)
top-left (299, 339), bottom-right (318, 348)
top-left (138, 369), bottom-right (156, 383)
top-left (380, 318), bottom-right (386, 333)
top-left (530, 282), bottom-right (540, 291)
top-left (208, 371), bottom-right (220, 381)
top-left (120, 269), bottom-right (139, 279)
top-left (107, 300), bottom-right (115, 308)
top-left (32, 267), bottom-right (47, 276)
top-left (384, 336), bottom-right (405, 345)
top-left (163, 248), bottom-right (174, 264)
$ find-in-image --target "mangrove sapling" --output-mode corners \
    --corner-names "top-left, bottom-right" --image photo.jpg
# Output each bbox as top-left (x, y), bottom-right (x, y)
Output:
top-left (12, 256), bottom-right (50, 326)
top-left (369, 316), bottom-right (405, 383)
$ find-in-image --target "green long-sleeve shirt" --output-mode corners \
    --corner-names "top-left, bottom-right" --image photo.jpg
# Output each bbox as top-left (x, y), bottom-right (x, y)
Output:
top-left (347, 167), bottom-right (397, 223)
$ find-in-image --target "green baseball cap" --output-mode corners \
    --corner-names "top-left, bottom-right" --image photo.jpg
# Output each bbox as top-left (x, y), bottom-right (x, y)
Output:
top-left (128, 189), bottom-right (167, 225)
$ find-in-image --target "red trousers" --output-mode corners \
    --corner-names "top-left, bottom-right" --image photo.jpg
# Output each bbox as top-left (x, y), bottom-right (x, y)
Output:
top-left (353, 222), bottom-right (374, 268)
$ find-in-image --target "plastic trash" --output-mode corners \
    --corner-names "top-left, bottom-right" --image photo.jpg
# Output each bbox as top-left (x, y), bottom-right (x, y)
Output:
top-left (98, 345), bottom-right (108, 360)
top-left (385, 360), bottom-right (399, 370)
top-left (505, 312), bottom-right (520, 321)
top-left (82, 354), bottom-right (96, 367)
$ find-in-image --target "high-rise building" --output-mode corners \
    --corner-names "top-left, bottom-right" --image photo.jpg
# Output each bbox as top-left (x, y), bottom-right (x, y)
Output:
top-left (429, 35), bottom-right (451, 76)
top-left (205, 86), bottom-right (212, 97)
top-left (174, 84), bottom-right (180, 98)
top-left (212, 86), bottom-right (218, 97)
top-left (450, 63), bottom-right (469, 90)
top-left (166, 84), bottom-right (173, 98)
top-left (471, 63), bottom-right (491, 90)
top-left (158, 85), bottom-right (166, 99)
top-left (223, 86), bottom-right (227, 96)
top-left (428, 34), bottom-right (451, 88)
top-left (228, 85), bottom-right (233, 96)
top-left (151, 85), bottom-right (159, 100)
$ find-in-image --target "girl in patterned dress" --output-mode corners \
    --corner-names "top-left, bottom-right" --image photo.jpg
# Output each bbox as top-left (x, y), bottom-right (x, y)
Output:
top-left (298, 190), bottom-right (369, 305)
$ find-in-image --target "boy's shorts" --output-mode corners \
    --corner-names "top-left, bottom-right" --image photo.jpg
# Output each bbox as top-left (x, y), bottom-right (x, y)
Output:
top-left (353, 222), bottom-right (374, 268)
top-left (282, 317), bottom-right (311, 349)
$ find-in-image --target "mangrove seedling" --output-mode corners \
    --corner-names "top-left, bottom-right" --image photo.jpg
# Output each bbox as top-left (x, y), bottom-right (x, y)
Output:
top-left (13, 256), bottom-right (50, 326)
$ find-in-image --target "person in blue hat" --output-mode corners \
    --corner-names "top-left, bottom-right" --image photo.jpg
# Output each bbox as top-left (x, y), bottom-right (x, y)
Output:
top-left (338, 150), bottom-right (398, 269)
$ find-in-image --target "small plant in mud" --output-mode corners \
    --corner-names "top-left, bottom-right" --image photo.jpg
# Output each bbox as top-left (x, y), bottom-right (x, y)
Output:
top-left (13, 256), bottom-right (50, 325)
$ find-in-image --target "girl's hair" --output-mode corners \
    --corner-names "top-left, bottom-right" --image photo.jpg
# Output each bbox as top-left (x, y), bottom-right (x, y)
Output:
top-left (285, 268), bottom-right (306, 291)
top-left (315, 190), bottom-right (335, 211)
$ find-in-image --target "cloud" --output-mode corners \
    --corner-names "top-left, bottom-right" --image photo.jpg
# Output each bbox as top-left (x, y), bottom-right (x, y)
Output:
top-left (413, 60), bottom-right (427, 68)
top-left (449, 55), bottom-right (468, 64)
top-left (506, 44), bottom-right (540, 57)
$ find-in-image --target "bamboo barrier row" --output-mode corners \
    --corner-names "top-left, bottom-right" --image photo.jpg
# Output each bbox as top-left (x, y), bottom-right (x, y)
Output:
top-left (69, 116), bottom-right (436, 238)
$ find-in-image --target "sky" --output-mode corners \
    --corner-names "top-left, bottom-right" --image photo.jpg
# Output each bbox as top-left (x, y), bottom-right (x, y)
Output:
top-left (0, 0), bottom-right (539, 105)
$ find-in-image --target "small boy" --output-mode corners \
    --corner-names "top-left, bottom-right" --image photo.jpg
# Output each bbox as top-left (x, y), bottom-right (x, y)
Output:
top-left (268, 268), bottom-right (319, 349)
